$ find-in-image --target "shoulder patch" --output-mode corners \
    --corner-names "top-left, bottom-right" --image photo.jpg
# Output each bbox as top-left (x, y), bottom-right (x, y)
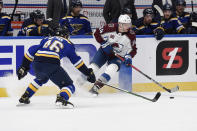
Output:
top-left (99, 27), bottom-right (104, 33)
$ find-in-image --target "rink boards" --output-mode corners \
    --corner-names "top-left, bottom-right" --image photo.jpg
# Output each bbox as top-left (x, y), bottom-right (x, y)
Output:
top-left (0, 35), bottom-right (197, 97)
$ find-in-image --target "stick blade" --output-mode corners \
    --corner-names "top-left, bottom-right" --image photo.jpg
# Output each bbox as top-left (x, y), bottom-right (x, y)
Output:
top-left (152, 92), bottom-right (161, 102)
top-left (153, 5), bottom-right (164, 17)
top-left (170, 86), bottom-right (179, 93)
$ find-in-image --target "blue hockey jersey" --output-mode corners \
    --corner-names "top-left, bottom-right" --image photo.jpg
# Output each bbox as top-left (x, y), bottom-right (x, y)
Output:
top-left (17, 18), bottom-right (50, 36)
top-left (25, 36), bottom-right (84, 69)
top-left (132, 17), bottom-right (160, 35)
top-left (60, 13), bottom-right (92, 35)
top-left (174, 12), bottom-right (190, 28)
top-left (161, 17), bottom-right (185, 34)
top-left (0, 13), bottom-right (13, 36)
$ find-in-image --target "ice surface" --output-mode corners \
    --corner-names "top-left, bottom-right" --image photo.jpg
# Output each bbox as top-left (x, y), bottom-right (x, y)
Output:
top-left (0, 91), bottom-right (197, 131)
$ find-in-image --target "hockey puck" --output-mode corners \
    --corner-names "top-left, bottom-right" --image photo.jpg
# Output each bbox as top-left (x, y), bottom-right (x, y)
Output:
top-left (169, 97), bottom-right (174, 99)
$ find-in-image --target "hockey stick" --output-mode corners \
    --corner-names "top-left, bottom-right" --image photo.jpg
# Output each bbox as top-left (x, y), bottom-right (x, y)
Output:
top-left (153, 5), bottom-right (164, 17)
top-left (11, 0), bottom-right (18, 20)
top-left (116, 54), bottom-right (179, 93)
top-left (190, 0), bottom-right (197, 27)
top-left (102, 83), bottom-right (161, 102)
top-left (6, 0), bottom-right (18, 35)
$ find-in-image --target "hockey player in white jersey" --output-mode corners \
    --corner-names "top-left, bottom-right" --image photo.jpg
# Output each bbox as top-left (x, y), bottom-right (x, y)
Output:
top-left (89, 14), bottom-right (137, 95)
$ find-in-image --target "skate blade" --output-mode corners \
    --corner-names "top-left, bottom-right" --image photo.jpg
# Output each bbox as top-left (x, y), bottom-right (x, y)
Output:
top-left (89, 92), bottom-right (99, 97)
top-left (55, 102), bottom-right (74, 109)
top-left (16, 103), bottom-right (29, 107)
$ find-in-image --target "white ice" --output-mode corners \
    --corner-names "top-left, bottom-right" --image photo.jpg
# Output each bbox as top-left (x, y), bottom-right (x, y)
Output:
top-left (0, 91), bottom-right (197, 131)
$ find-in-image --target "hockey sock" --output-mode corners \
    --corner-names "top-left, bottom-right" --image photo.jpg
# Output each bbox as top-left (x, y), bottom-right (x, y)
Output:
top-left (60, 85), bottom-right (75, 101)
top-left (26, 79), bottom-right (42, 98)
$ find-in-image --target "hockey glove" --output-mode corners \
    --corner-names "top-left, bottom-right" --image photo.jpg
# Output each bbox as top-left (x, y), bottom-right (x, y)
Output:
top-left (86, 68), bottom-right (96, 83)
top-left (124, 54), bottom-right (132, 66)
top-left (17, 56), bottom-right (31, 80)
top-left (17, 66), bottom-right (29, 80)
top-left (154, 28), bottom-right (165, 40)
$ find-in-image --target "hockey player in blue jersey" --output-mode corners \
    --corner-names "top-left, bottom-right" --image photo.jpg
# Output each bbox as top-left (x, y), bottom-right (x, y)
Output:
top-left (16, 27), bottom-right (96, 108)
top-left (161, 3), bottom-right (185, 34)
top-left (17, 10), bottom-right (50, 36)
top-left (174, 0), bottom-right (190, 28)
top-left (132, 8), bottom-right (164, 40)
top-left (0, 0), bottom-right (13, 36)
top-left (59, 0), bottom-right (92, 35)
top-left (174, 0), bottom-right (197, 33)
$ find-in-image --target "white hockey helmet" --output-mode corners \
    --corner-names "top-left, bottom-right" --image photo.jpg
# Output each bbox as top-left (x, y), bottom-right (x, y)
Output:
top-left (118, 14), bottom-right (131, 24)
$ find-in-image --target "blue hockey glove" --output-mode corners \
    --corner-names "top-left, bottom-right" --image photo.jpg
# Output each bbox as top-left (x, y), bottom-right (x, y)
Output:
top-left (124, 54), bottom-right (132, 66)
top-left (154, 28), bottom-right (165, 40)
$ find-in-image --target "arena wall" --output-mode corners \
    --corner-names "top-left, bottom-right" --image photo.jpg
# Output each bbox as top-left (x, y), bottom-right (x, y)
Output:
top-left (0, 35), bottom-right (197, 97)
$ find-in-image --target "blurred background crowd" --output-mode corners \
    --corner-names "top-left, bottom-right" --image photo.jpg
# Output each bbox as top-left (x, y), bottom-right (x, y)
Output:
top-left (0, 0), bottom-right (197, 40)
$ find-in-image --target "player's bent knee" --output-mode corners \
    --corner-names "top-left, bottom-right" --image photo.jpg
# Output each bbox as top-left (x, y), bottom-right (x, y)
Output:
top-left (105, 64), bottom-right (119, 76)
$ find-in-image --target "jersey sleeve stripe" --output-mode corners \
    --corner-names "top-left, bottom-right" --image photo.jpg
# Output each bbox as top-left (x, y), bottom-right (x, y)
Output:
top-left (80, 17), bottom-right (89, 20)
top-left (150, 22), bottom-right (158, 25)
top-left (75, 61), bottom-right (84, 69)
top-left (2, 16), bottom-right (11, 19)
top-left (177, 26), bottom-right (184, 33)
top-left (35, 53), bottom-right (60, 59)
top-left (37, 50), bottom-right (60, 57)
top-left (73, 59), bottom-right (82, 67)
top-left (25, 53), bottom-right (33, 62)
top-left (26, 51), bottom-right (34, 59)
top-left (27, 24), bottom-right (36, 28)
top-left (138, 26), bottom-right (145, 30)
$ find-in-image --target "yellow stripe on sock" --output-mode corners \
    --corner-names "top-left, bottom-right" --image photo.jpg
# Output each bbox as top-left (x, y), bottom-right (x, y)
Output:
top-left (61, 89), bottom-right (71, 98)
top-left (29, 83), bottom-right (38, 92)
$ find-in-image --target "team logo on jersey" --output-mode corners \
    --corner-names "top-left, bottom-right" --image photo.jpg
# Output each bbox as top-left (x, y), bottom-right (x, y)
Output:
top-left (156, 40), bottom-right (189, 75)
top-left (99, 27), bottom-right (104, 33)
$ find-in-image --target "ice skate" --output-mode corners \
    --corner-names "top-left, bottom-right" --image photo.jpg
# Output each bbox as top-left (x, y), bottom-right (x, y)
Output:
top-left (89, 80), bottom-right (105, 96)
top-left (17, 91), bottom-right (30, 106)
top-left (55, 94), bottom-right (74, 109)
top-left (89, 85), bottom-right (99, 96)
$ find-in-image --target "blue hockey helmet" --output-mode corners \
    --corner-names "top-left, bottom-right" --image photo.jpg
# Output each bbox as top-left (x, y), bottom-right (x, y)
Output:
top-left (71, 0), bottom-right (82, 8)
top-left (175, 0), bottom-right (186, 6)
top-left (163, 4), bottom-right (173, 11)
top-left (143, 8), bottom-right (154, 16)
top-left (32, 10), bottom-right (45, 20)
top-left (50, 25), bottom-right (70, 38)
